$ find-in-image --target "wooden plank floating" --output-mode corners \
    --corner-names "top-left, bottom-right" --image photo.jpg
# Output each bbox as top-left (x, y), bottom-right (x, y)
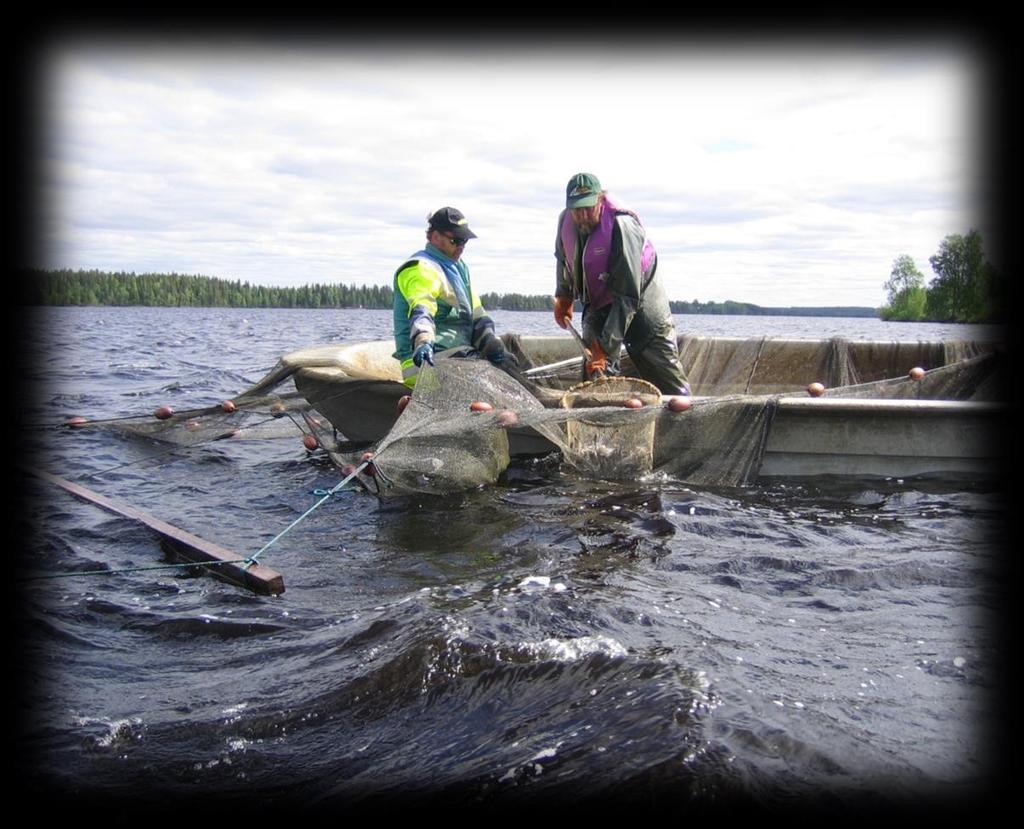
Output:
top-left (33, 469), bottom-right (285, 596)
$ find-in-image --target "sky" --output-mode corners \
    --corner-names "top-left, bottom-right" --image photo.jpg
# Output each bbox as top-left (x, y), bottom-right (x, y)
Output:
top-left (31, 32), bottom-right (994, 308)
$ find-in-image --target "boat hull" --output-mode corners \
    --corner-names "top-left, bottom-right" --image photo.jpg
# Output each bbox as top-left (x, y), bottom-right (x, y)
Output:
top-left (760, 397), bottom-right (1003, 479)
top-left (255, 334), bottom-right (1006, 482)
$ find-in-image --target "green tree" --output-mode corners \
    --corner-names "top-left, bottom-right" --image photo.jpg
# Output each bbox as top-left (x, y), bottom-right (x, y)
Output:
top-left (925, 230), bottom-right (999, 323)
top-left (880, 255), bottom-right (927, 321)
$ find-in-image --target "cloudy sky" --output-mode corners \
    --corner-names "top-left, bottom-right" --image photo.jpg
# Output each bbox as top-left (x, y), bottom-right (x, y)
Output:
top-left (33, 33), bottom-right (991, 308)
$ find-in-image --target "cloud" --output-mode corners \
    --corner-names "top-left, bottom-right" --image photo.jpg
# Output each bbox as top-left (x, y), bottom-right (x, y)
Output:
top-left (33, 39), bottom-right (986, 308)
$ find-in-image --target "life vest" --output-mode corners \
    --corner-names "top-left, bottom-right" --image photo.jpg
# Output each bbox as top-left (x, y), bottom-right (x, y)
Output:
top-left (393, 248), bottom-right (481, 387)
top-left (559, 196), bottom-right (656, 309)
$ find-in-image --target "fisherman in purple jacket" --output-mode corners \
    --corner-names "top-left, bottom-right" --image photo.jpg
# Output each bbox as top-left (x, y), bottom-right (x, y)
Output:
top-left (553, 173), bottom-right (690, 395)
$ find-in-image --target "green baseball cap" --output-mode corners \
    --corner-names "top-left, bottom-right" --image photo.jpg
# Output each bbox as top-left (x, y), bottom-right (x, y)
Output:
top-left (566, 173), bottom-right (602, 208)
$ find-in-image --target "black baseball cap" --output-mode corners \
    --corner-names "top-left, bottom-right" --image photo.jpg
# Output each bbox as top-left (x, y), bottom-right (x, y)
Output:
top-left (427, 206), bottom-right (478, 241)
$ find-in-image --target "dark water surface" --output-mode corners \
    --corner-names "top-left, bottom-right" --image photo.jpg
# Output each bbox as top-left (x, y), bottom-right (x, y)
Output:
top-left (16, 307), bottom-right (1009, 818)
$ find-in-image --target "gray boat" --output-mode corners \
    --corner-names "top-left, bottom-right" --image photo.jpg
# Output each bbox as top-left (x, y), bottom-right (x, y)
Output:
top-left (240, 333), bottom-right (1007, 486)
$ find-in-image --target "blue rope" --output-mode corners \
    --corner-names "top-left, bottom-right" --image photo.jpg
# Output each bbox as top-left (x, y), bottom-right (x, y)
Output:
top-left (28, 461), bottom-right (371, 583)
top-left (245, 459), bottom-right (371, 565)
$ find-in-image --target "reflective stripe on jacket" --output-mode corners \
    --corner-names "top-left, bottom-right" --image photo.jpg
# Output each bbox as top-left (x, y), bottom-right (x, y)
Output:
top-left (392, 246), bottom-right (493, 388)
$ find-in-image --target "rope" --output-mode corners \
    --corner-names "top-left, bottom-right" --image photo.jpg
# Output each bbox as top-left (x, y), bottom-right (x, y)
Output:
top-left (744, 336), bottom-right (768, 395)
top-left (245, 459), bottom-right (372, 565)
top-left (34, 372), bottom-right (387, 583)
top-left (26, 461), bottom-right (370, 584)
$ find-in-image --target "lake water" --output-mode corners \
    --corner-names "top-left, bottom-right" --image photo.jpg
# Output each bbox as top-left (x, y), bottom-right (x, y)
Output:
top-left (15, 307), bottom-right (1010, 819)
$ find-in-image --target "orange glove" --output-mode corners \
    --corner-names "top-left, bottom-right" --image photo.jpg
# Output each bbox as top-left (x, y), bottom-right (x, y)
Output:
top-left (586, 338), bottom-right (608, 377)
top-left (553, 295), bottom-right (574, 329)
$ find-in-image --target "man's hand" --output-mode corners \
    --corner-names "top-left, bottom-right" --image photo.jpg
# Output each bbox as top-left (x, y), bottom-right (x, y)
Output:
top-left (487, 348), bottom-right (518, 367)
top-left (478, 330), bottom-right (518, 367)
top-left (553, 295), bottom-right (574, 329)
top-left (585, 339), bottom-right (608, 377)
top-left (413, 341), bottom-right (435, 367)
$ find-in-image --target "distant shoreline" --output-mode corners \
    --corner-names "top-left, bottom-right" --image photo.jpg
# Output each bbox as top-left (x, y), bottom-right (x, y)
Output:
top-left (20, 268), bottom-right (880, 318)
top-left (32, 304), bottom-right (881, 318)
top-left (669, 304), bottom-right (878, 318)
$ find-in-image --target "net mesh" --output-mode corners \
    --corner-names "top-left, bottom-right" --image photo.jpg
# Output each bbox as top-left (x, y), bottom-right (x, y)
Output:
top-left (352, 357), bottom-right (551, 496)
top-left (559, 377), bottom-right (661, 480)
top-left (676, 334), bottom-right (997, 397)
top-left (652, 395), bottom-right (778, 486)
top-left (83, 333), bottom-right (1005, 496)
top-left (337, 361), bottom-right (783, 495)
top-left (820, 351), bottom-right (1002, 401)
top-left (93, 388), bottom-right (316, 446)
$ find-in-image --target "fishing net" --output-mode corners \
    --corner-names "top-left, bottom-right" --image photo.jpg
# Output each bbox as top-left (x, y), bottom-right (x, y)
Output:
top-left (676, 334), bottom-right (996, 396)
top-left (821, 351), bottom-right (1005, 401)
top-left (340, 355), bottom-right (563, 496)
top-left (559, 377), bottom-right (661, 479)
top-left (343, 334), bottom-right (1006, 495)
top-left (333, 358), bottom-right (781, 495)
top-left (76, 332), bottom-right (1005, 496)
top-left (651, 395), bottom-right (779, 486)
top-left (86, 387), bottom-right (318, 446)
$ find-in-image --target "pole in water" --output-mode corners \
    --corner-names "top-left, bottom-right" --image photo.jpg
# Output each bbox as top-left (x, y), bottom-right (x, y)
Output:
top-left (31, 469), bottom-right (285, 595)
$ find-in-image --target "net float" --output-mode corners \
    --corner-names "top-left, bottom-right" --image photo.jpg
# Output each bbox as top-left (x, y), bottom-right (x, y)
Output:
top-left (666, 396), bottom-right (691, 412)
top-left (807, 382), bottom-right (826, 397)
top-left (909, 366), bottom-right (925, 380)
top-left (397, 395), bottom-right (412, 415)
top-left (154, 405), bottom-right (175, 420)
top-left (495, 409), bottom-right (519, 428)
top-left (221, 400), bottom-right (237, 413)
top-left (269, 401), bottom-right (288, 417)
top-left (623, 398), bottom-right (644, 409)
top-left (302, 434), bottom-right (319, 451)
top-left (65, 416), bottom-right (89, 428)
top-left (470, 401), bottom-right (494, 413)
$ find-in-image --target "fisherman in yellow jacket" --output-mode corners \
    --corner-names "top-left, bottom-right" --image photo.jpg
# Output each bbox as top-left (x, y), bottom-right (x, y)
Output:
top-left (393, 207), bottom-right (513, 388)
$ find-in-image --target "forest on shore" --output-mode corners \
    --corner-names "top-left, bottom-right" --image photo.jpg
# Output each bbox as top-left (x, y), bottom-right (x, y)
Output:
top-left (20, 268), bottom-right (877, 318)
top-left (21, 229), bottom-right (1002, 324)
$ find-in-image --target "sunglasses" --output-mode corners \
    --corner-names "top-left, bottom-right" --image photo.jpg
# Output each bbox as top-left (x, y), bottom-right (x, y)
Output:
top-left (444, 235), bottom-right (467, 247)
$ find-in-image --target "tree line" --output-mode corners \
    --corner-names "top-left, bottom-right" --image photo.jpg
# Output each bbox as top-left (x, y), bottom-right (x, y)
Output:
top-left (880, 231), bottom-right (1004, 323)
top-left (21, 269), bottom-right (396, 309)
top-left (22, 231), bottom-right (1005, 323)
top-left (20, 268), bottom-right (876, 316)
top-left (668, 299), bottom-right (876, 317)
top-left (21, 269), bottom-right (556, 311)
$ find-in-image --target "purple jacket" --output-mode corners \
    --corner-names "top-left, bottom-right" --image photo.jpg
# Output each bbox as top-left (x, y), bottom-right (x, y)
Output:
top-left (558, 195), bottom-right (656, 309)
